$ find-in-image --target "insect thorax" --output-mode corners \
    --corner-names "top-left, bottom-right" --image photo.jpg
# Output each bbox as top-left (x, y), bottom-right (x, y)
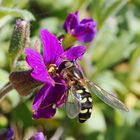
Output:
top-left (59, 60), bottom-right (84, 82)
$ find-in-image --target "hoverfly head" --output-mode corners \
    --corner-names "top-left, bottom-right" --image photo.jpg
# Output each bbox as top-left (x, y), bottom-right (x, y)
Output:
top-left (58, 60), bottom-right (74, 73)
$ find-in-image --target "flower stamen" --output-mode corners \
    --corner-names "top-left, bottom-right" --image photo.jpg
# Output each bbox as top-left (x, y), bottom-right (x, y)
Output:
top-left (52, 104), bottom-right (56, 109)
top-left (47, 64), bottom-right (58, 77)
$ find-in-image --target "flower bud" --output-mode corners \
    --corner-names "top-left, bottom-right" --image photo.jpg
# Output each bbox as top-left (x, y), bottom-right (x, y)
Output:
top-left (9, 19), bottom-right (30, 70)
top-left (63, 11), bottom-right (97, 48)
top-left (0, 128), bottom-right (14, 140)
top-left (9, 70), bottom-right (42, 96)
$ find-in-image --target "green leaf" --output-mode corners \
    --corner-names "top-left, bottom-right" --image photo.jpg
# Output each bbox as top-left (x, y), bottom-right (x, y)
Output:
top-left (90, 0), bottom-right (105, 22)
top-left (130, 44), bottom-right (140, 70)
top-left (96, 32), bottom-right (134, 71)
top-left (0, 7), bottom-right (35, 21)
top-left (1, 0), bottom-right (17, 7)
top-left (40, 17), bottom-right (59, 33)
top-left (124, 128), bottom-right (140, 140)
top-left (101, 0), bottom-right (128, 23)
top-left (0, 69), bottom-right (9, 88)
top-left (12, 102), bottom-right (34, 128)
top-left (0, 50), bottom-right (6, 68)
top-left (94, 70), bottom-right (128, 95)
top-left (90, 0), bottom-right (128, 29)
top-left (81, 106), bottom-right (106, 133)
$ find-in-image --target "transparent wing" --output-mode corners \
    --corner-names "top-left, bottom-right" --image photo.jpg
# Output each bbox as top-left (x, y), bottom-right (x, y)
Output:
top-left (65, 87), bottom-right (82, 119)
top-left (87, 81), bottom-right (128, 111)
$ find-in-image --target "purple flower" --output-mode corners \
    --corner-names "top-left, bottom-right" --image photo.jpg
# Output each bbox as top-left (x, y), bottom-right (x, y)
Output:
top-left (0, 128), bottom-right (14, 140)
top-left (29, 132), bottom-right (45, 140)
top-left (64, 11), bottom-right (97, 43)
top-left (25, 29), bottom-right (86, 119)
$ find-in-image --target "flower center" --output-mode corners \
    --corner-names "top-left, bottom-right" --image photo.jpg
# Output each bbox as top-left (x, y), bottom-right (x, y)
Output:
top-left (47, 64), bottom-right (58, 77)
top-left (52, 104), bottom-right (56, 109)
top-left (70, 29), bottom-right (74, 33)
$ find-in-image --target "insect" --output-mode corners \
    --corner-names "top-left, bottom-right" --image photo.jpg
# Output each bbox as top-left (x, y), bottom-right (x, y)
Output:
top-left (58, 60), bottom-right (129, 123)
top-left (0, 60), bottom-right (128, 123)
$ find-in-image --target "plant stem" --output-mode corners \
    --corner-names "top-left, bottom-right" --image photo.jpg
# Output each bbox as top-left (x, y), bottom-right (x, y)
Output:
top-left (0, 82), bottom-right (14, 101)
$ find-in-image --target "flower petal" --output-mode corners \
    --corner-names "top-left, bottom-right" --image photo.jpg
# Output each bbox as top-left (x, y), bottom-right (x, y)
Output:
top-left (32, 83), bottom-right (50, 111)
top-left (33, 83), bottom-right (56, 119)
top-left (64, 11), bottom-right (79, 33)
top-left (40, 29), bottom-right (64, 65)
top-left (73, 19), bottom-right (97, 43)
top-left (32, 77), bottom-right (66, 119)
top-left (33, 105), bottom-right (56, 119)
top-left (30, 132), bottom-right (45, 140)
top-left (0, 128), bottom-right (14, 140)
top-left (80, 18), bottom-right (97, 26)
top-left (61, 46), bottom-right (86, 61)
top-left (25, 48), bottom-right (54, 85)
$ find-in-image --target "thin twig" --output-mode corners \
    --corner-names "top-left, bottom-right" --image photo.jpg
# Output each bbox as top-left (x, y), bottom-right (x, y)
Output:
top-left (50, 127), bottom-right (64, 140)
top-left (0, 82), bottom-right (13, 101)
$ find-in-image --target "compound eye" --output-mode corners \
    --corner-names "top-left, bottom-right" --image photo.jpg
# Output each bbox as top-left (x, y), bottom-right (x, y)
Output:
top-left (58, 61), bottom-right (73, 73)
top-left (65, 61), bottom-right (73, 67)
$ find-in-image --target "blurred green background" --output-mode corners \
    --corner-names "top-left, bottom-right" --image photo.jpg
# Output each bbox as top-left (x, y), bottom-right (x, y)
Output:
top-left (0, 0), bottom-right (140, 139)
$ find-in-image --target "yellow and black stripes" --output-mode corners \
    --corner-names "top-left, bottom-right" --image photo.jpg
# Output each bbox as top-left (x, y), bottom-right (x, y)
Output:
top-left (58, 60), bottom-right (93, 123)
top-left (77, 88), bottom-right (93, 123)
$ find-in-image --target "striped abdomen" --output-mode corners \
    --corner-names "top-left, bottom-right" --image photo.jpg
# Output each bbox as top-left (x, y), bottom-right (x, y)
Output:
top-left (77, 88), bottom-right (93, 123)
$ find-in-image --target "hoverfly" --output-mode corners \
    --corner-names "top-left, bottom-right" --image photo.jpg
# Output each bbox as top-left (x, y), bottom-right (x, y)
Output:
top-left (58, 60), bottom-right (128, 123)
top-left (0, 60), bottom-right (128, 123)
